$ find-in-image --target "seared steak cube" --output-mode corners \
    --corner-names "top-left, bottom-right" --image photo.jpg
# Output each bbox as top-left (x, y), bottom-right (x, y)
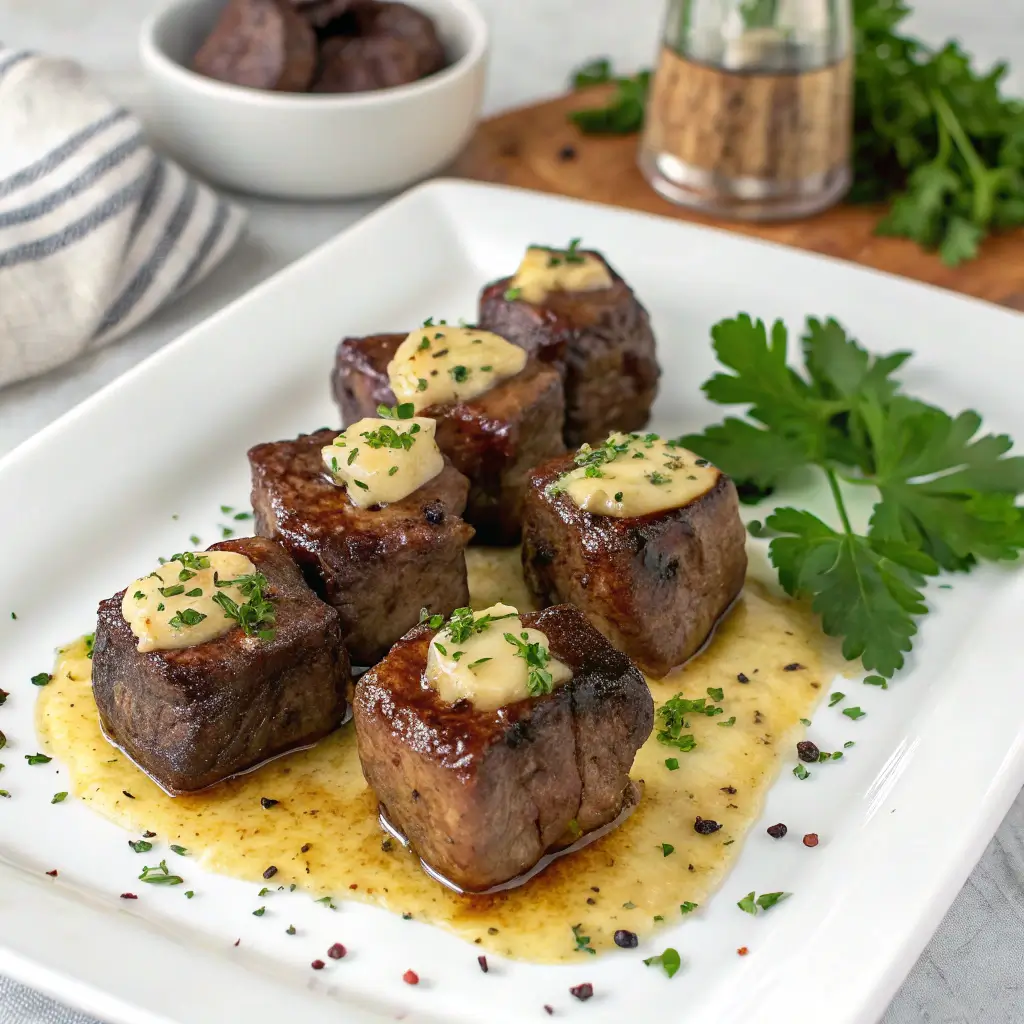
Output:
top-left (354, 603), bottom-right (653, 892)
top-left (478, 246), bottom-right (660, 447)
top-left (331, 332), bottom-right (565, 544)
top-left (521, 437), bottom-right (747, 677)
top-left (92, 536), bottom-right (349, 795)
top-left (249, 428), bottom-right (474, 665)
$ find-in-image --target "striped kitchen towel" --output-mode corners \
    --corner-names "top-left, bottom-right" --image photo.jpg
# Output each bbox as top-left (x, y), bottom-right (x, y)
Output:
top-left (0, 48), bottom-right (246, 389)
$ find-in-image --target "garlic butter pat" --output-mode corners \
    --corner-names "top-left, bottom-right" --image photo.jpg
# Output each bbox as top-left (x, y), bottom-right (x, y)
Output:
top-left (508, 241), bottom-right (613, 304)
top-left (387, 323), bottom-right (527, 411)
top-left (323, 412), bottom-right (444, 508)
top-left (552, 433), bottom-right (720, 518)
top-left (426, 603), bottom-right (572, 712)
top-left (122, 551), bottom-right (259, 653)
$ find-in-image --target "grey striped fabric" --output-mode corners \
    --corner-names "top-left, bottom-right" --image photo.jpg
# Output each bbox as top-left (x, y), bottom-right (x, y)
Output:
top-left (0, 48), bottom-right (246, 388)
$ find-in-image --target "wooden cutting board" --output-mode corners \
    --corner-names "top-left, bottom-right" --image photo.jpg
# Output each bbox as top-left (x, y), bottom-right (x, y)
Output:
top-left (453, 85), bottom-right (1024, 312)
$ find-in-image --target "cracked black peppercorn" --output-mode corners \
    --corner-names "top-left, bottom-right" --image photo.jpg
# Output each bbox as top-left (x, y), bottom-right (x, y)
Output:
top-left (260, 797), bottom-right (279, 809)
top-left (570, 983), bottom-right (594, 1001)
top-left (613, 929), bottom-right (638, 948)
top-left (767, 822), bottom-right (788, 839)
top-left (694, 816), bottom-right (722, 834)
top-left (424, 506), bottom-right (445, 525)
top-left (797, 740), bottom-right (820, 763)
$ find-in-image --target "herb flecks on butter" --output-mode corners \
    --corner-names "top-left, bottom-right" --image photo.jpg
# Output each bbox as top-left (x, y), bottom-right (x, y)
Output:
top-left (549, 433), bottom-right (719, 518)
top-left (121, 551), bottom-right (270, 653)
top-left (509, 240), bottom-right (613, 304)
top-left (425, 603), bottom-right (571, 712)
top-left (322, 408), bottom-right (443, 509)
top-left (387, 325), bottom-right (527, 412)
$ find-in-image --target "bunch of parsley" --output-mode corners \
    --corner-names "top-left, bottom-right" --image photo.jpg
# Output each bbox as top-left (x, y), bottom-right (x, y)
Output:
top-left (569, 1), bottom-right (1024, 264)
top-left (850, 0), bottom-right (1024, 264)
top-left (682, 314), bottom-right (1024, 679)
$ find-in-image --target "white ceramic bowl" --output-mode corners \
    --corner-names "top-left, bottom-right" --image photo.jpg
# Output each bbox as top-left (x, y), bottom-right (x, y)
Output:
top-left (139, 0), bottom-right (488, 199)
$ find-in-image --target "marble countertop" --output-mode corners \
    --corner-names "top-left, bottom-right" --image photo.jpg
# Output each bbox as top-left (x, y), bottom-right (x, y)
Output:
top-left (2, 1), bottom-right (1023, 1022)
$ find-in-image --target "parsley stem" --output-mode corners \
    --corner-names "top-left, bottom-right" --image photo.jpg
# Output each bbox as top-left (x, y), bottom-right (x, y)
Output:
top-left (826, 469), bottom-right (854, 536)
top-left (930, 88), bottom-right (992, 225)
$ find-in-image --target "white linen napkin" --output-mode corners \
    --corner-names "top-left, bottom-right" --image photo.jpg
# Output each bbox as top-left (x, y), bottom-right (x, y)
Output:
top-left (0, 48), bottom-right (246, 389)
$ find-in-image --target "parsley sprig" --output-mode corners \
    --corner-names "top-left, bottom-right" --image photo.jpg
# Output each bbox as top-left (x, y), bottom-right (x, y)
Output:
top-left (503, 631), bottom-right (557, 697)
top-left (213, 572), bottom-right (276, 642)
top-left (683, 313), bottom-right (1024, 679)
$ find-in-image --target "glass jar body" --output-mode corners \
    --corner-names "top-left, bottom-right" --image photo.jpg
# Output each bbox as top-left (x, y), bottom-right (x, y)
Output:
top-left (639, 0), bottom-right (854, 220)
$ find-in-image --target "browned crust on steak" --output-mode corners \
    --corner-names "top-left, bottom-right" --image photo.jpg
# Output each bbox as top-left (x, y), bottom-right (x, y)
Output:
top-left (332, 335), bottom-right (566, 544)
top-left (353, 604), bottom-right (653, 891)
top-left (521, 453), bottom-right (748, 677)
top-left (248, 428), bottom-right (474, 665)
top-left (92, 536), bottom-right (350, 795)
top-left (478, 251), bottom-right (661, 447)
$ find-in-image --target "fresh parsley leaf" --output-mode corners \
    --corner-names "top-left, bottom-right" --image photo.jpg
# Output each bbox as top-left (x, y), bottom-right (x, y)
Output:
top-left (843, 706), bottom-right (867, 720)
top-left (660, 843), bottom-right (674, 857)
top-left (679, 901), bottom-right (698, 915)
top-left (139, 860), bottom-right (183, 885)
top-left (571, 923), bottom-right (595, 955)
top-left (503, 631), bottom-right (556, 697)
top-left (765, 506), bottom-right (935, 677)
top-left (793, 763), bottom-right (810, 780)
top-left (643, 947), bottom-right (681, 978)
top-left (568, 63), bottom-right (651, 135)
top-left (51, 792), bottom-right (68, 804)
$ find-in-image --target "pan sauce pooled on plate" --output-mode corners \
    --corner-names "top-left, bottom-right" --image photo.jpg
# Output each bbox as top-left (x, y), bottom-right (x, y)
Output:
top-left (424, 602), bottom-right (572, 711)
top-left (386, 325), bottom-right (528, 410)
top-left (321, 411), bottom-right (443, 508)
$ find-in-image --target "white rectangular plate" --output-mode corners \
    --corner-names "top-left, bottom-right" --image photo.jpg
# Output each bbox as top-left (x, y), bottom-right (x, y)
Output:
top-left (1, 180), bottom-right (1023, 1024)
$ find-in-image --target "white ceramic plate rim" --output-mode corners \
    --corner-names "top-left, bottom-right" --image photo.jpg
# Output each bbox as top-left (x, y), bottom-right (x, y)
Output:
top-left (1, 179), bottom-right (1023, 1024)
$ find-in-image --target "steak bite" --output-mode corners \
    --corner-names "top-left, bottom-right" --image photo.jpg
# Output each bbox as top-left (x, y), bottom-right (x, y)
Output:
top-left (249, 422), bottom-right (474, 665)
top-left (92, 536), bottom-right (349, 796)
top-left (478, 242), bottom-right (661, 447)
top-left (332, 325), bottom-right (565, 544)
top-left (354, 603), bottom-right (653, 892)
top-left (521, 433), bottom-right (748, 677)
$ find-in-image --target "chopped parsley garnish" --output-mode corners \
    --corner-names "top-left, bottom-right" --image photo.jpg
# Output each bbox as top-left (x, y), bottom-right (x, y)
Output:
top-left (503, 287), bottom-right (522, 301)
top-left (828, 692), bottom-right (845, 707)
top-left (220, 505), bottom-right (233, 514)
top-left (172, 552), bottom-right (210, 572)
top-left (614, 491), bottom-right (623, 502)
top-left (718, 716), bottom-right (737, 727)
top-left (865, 674), bottom-right (889, 688)
top-left (844, 740), bottom-right (856, 748)
top-left (707, 686), bottom-right (724, 702)
top-left (377, 403), bottom-right (415, 420)
top-left (188, 535), bottom-right (201, 546)
top-left (449, 365), bottom-right (470, 383)
top-left (643, 947), bottom-right (681, 978)
top-left (286, 924), bottom-right (296, 934)
top-left (51, 792), bottom-right (68, 804)
top-left (359, 422), bottom-right (420, 451)
top-left (843, 706), bottom-right (867, 720)
top-left (220, 526), bottom-right (234, 539)
top-left (793, 763), bottom-right (810, 780)
top-left (664, 758), bottom-right (679, 771)
top-left (252, 907), bottom-right (266, 917)
top-left (800, 718), bottom-right (812, 726)
top-left (24, 753), bottom-right (51, 765)
top-left (347, 448), bottom-right (359, 465)
top-left (133, 591), bottom-right (145, 601)
top-left (468, 657), bottom-right (492, 670)
top-left (647, 471), bottom-right (671, 485)
top-left (656, 693), bottom-right (723, 751)
top-left (388, 466), bottom-right (399, 476)
top-left (170, 845), bottom-right (188, 856)
top-left (315, 896), bottom-right (336, 909)
top-left (571, 923), bottom-right (595, 955)
top-left (185, 588), bottom-right (202, 598)
top-left (212, 572), bottom-right (275, 642)
top-left (168, 608), bottom-right (207, 630)
top-left (159, 584), bottom-right (185, 598)
top-left (418, 336), bottom-right (431, 351)
top-left (129, 839), bottom-right (153, 853)
top-left (660, 843), bottom-right (674, 857)
top-left (503, 630), bottom-right (556, 697)
top-left (679, 901), bottom-right (698, 914)
top-left (139, 860), bottom-right (183, 885)
top-left (737, 891), bottom-right (790, 916)
top-left (30, 672), bottom-right (51, 687)
top-left (185, 891), bottom-right (195, 899)
top-left (417, 378), bottom-right (428, 391)
top-left (442, 606), bottom-right (515, 644)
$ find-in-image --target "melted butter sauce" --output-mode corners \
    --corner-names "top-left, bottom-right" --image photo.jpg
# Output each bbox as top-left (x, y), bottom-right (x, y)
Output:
top-left (37, 548), bottom-right (836, 964)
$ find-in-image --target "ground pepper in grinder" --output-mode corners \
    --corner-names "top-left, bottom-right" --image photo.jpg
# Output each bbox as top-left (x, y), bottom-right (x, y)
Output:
top-left (639, 0), bottom-right (853, 220)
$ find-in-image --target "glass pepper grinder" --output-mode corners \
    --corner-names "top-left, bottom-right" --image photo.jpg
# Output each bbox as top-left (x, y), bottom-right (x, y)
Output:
top-left (639, 0), bottom-right (853, 220)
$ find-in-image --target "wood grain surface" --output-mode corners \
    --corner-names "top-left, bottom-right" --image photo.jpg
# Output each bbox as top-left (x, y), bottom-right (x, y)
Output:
top-left (453, 84), bottom-right (1024, 311)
